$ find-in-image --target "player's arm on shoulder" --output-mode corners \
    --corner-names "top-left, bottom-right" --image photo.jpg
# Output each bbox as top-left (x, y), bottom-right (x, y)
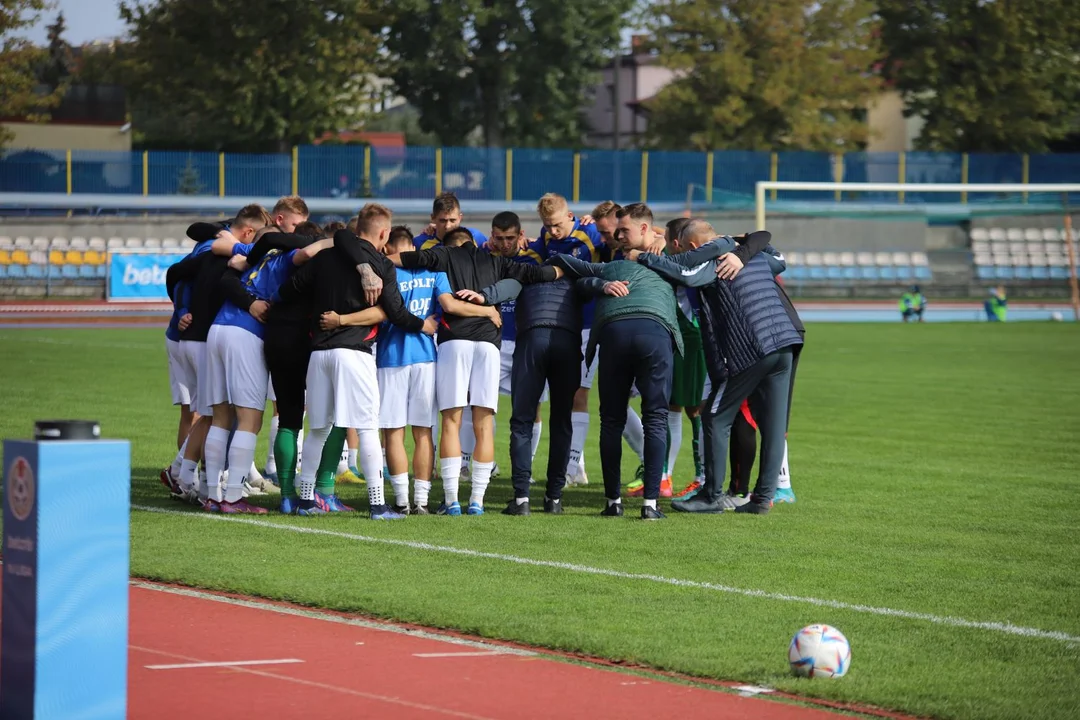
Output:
top-left (439, 293), bottom-right (501, 327)
top-left (219, 269), bottom-right (256, 311)
top-left (499, 255), bottom-right (559, 284)
top-left (186, 221), bottom-right (222, 243)
top-left (478, 278), bottom-right (523, 305)
top-left (547, 253), bottom-right (601, 279)
top-left (274, 254), bottom-right (317, 304)
top-left (637, 252), bottom-right (718, 288)
top-left (293, 238), bottom-right (333, 265)
top-left (574, 277), bottom-right (612, 298)
top-left (732, 230), bottom-right (771, 263)
top-left (321, 306), bottom-right (387, 330)
top-left (211, 235), bottom-right (247, 257)
top-left (377, 266), bottom-right (424, 332)
top-left (400, 246), bottom-right (448, 271)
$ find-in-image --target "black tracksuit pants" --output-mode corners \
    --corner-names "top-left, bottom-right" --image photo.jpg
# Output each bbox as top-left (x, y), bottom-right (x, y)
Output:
top-left (265, 324), bottom-right (310, 430)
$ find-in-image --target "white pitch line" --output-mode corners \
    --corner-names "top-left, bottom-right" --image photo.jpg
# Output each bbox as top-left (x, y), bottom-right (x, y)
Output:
top-left (146, 658), bottom-right (303, 670)
top-left (413, 651), bottom-right (515, 658)
top-left (131, 504), bottom-right (1080, 646)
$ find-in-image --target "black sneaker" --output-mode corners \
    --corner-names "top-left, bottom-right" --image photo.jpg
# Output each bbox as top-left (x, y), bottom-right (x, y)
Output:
top-left (600, 502), bottom-right (624, 517)
top-left (543, 497), bottom-right (563, 514)
top-left (392, 503), bottom-right (411, 515)
top-left (641, 505), bottom-right (666, 520)
top-left (501, 499), bottom-right (531, 516)
top-left (734, 498), bottom-right (771, 515)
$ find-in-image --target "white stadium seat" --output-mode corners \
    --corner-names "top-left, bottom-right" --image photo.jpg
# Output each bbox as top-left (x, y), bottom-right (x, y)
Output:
top-left (786, 251), bottom-right (801, 265)
top-left (1024, 228), bottom-right (1043, 242)
top-left (29, 250), bottom-right (47, 264)
top-left (988, 228), bottom-right (1007, 242)
top-left (89, 237), bottom-right (106, 250)
top-left (1028, 253), bottom-right (1047, 267)
top-left (822, 251), bottom-right (840, 265)
top-left (0, 237), bottom-right (12, 250)
top-left (14, 237), bottom-right (32, 249)
top-left (1006, 228), bottom-right (1024, 242)
top-left (107, 237), bottom-right (124, 249)
top-left (70, 237), bottom-right (88, 249)
top-left (972, 240), bottom-right (990, 254)
top-left (911, 252), bottom-right (930, 266)
top-left (1008, 242), bottom-right (1027, 256)
top-left (839, 252), bottom-right (856, 266)
top-left (804, 252), bottom-right (823, 266)
top-left (50, 237), bottom-right (69, 250)
top-left (162, 238), bottom-right (179, 248)
top-left (125, 237), bottom-right (143, 248)
top-left (1043, 228), bottom-right (1062, 242)
top-left (32, 237), bottom-right (50, 250)
top-left (856, 252), bottom-right (875, 266)
top-left (892, 252), bottom-right (911, 265)
top-left (180, 239), bottom-right (196, 250)
top-left (874, 252), bottom-right (892, 266)
top-left (970, 228), bottom-right (989, 242)
top-left (974, 253), bottom-right (993, 266)
top-left (144, 238), bottom-right (162, 248)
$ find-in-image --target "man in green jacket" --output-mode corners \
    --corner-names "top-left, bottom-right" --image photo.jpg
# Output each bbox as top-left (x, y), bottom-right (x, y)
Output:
top-left (900, 285), bottom-right (926, 323)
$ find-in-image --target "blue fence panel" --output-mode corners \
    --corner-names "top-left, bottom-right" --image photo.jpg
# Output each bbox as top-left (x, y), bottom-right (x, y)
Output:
top-left (298, 144), bottom-right (369, 199)
top-left (513, 148), bottom-right (573, 202)
top-left (905, 152), bottom-right (962, 203)
top-left (648, 150), bottom-right (707, 205)
top-left (578, 149), bottom-right (641, 204)
top-left (224, 152), bottom-right (290, 197)
top-left (1028, 153), bottom-right (1080, 205)
top-left (148, 151), bottom-right (220, 196)
top-left (712, 150), bottom-right (769, 203)
top-left (776, 151), bottom-right (833, 201)
top-left (70, 150), bottom-right (141, 194)
top-left (0, 149), bottom-right (67, 193)
top-left (442, 146), bottom-right (504, 202)
top-left (379, 146), bottom-right (436, 199)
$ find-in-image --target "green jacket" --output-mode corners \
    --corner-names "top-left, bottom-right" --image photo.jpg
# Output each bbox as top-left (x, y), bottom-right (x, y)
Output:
top-left (549, 254), bottom-right (683, 365)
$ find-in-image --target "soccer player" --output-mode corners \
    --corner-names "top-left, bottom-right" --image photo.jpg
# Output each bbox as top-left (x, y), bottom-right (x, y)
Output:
top-left (200, 227), bottom-right (330, 513)
top-left (165, 205), bottom-right (273, 502)
top-left (488, 212), bottom-right (547, 477)
top-left (413, 192), bottom-right (489, 250)
top-left (277, 204), bottom-right (435, 519)
top-left (388, 226), bottom-right (562, 515)
top-left (535, 193), bottom-right (607, 488)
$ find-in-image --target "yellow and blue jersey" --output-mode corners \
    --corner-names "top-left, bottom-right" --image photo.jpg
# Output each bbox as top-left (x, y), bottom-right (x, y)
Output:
top-left (413, 226), bottom-right (489, 251)
top-left (166, 239), bottom-right (214, 341)
top-left (212, 243), bottom-right (298, 339)
top-left (496, 238), bottom-right (545, 341)
top-left (538, 218), bottom-right (605, 263)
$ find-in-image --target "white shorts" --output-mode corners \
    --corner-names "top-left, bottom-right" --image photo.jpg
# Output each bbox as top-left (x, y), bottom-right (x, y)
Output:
top-left (378, 362), bottom-right (436, 429)
top-left (579, 335), bottom-right (599, 389)
top-left (436, 339), bottom-right (500, 411)
top-left (166, 338), bottom-right (191, 406)
top-left (178, 340), bottom-right (209, 416)
top-left (498, 340), bottom-right (549, 402)
top-left (206, 324), bottom-right (268, 411)
top-left (307, 348), bottom-right (380, 430)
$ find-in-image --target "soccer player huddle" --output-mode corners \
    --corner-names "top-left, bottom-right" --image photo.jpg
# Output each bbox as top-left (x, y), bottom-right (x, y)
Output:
top-left (160, 191), bottom-right (803, 521)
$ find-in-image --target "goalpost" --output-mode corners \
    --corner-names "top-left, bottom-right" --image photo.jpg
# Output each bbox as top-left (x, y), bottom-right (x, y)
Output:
top-left (755, 181), bottom-right (1080, 319)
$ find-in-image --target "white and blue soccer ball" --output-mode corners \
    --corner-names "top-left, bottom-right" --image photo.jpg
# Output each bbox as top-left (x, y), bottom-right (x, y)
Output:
top-left (788, 624), bottom-right (851, 678)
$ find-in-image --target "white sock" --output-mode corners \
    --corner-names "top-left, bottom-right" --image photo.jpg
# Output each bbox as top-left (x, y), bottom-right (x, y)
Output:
top-left (643, 498), bottom-right (657, 509)
top-left (203, 426), bottom-right (230, 502)
top-left (440, 457), bottom-right (461, 505)
top-left (381, 447), bottom-right (388, 474)
top-left (459, 409), bottom-right (475, 469)
top-left (297, 426), bottom-right (331, 500)
top-left (179, 458), bottom-right (198, 492)
top-left (666, 410), bottom-right (683, 478)
top-left (198, 467), bottom-right (209, 500)
top-left (265, 415), bottom-right (279, 473)
top-left (296, 426), bottom-right (305, 470)
top-left (348, 448), bottom-right (358, 469)
top-left (567, 411), bottom-right (589, 475)
top-left (516, 496), bottom-right (529, 506)
top-left (530, 421), bottom-right (543, 461)
top-left (248, 460), bottom-right (262, 482)
top-left (470, 460), bottom-right (494, 507)
top-left (224, 431), bottom-right (257, 503)
top-left (414, 479), bottom-right (432, 508)
top-left (389, 473), bottom-right (409, 508)
top-left (358, 429), bottom-right (385, 508)
top-left (607, 496), bottom-right (621, 507)
top-left (622, 407), bottom-right (645, 462)
top-left (778, 440), bottom-right (792, 490)
top-left (170, 436), bottom-right (188, 476)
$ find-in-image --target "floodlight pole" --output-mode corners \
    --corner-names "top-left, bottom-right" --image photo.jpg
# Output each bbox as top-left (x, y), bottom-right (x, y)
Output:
top-left (1062, 193), bottom-right (1080, 322)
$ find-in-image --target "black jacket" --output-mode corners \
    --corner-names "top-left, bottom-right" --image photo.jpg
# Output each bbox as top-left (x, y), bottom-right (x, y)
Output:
top-left (277, 230), bottom-right (422, 353)
top-left (481, 275), bottom-right (606, 339)
top-left (165, 252), bottom-right (246, 342)
top-left (399, 244), bottom-right (558, 347)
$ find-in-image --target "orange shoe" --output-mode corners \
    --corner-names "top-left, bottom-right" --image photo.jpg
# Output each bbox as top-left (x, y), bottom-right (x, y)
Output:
top-left (660, 476), bottom-right (673, 498)
top-left (626, 479), bottom-right (644, 497)
top-left (674, 479), bottom-right (703, 499)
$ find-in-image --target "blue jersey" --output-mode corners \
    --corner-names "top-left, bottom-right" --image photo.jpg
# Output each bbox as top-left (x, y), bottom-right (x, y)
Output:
top-left (539, 219), bottom-right (606, 328)
top-left (376, 268), bottom-right (452, 368)
top-left (167, 239), bottom-right (214, 341)
top-left (212, 243), bottom-right (297, 339)
top-left (494, 239), bottom-right (545, 342)
top-left (413, 226), bottom-right (489, 250)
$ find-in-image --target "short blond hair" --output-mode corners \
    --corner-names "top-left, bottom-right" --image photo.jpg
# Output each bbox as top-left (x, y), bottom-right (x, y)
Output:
top-left (273, 195), bottom-right (309, 218)
top-left (347, 215), bottom-right (359, 233)
top-left (356, 203), bottom-right (393, 235)
top-left (234, 204), bottom-right (273, 229)
top-left (536, 193), bottom-right (569, 219)
top-left (591, 200), bottom-right (620, 220)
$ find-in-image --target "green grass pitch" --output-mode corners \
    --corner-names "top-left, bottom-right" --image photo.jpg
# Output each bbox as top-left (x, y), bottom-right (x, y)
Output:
top-left (1, 324), bottom-right (1078, 719)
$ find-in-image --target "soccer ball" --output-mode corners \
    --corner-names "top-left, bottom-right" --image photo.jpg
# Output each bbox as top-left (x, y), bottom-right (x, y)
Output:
top-left (1051, 311), bottom-right (1063, 322)
top-left (788, 624), bottom-right (851, 678)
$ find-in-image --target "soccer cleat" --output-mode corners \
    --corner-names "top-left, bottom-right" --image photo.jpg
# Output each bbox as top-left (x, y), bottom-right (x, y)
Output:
top-left (296, 504), bottom-right (328, 517)
top-left (336, 467), bottom-right (366, 485)
top-left (413, 504), bottom-right (430, 515)
top-left (543, 497), bottom-right (563, 514)
top-left (201, 499), bottom-right (221, 513)
top-left (247, 476), bottom-right (280, 494)
top-left (467, 502), bottom-right (485, 516)
top-left (660, 476), bottom-right (673, 498)
top-left (626, 479), bottom-right (644, 498)
top-left (641, 505), bottom-right (666, 520)
top-left (491, 463), bottom-right (500, 479)
top-left (159, 467), bottom-right (181, 494)
top-left (370, 504), bottom-right (406, 520)
top-left (634, 463), bottom-right (645, 484)
top-left (436, 502), bottom-right (462, 516)
top-left (242, 480), bottom-right (265, 497)
top-left (565, 468), bottom-right (589, 487)
top-left (219, 499), bottom-right (268, 515)
top-left (316, 492), bottom-right (355, 513)
top-left (501, 499), bottom-right (530, 516)
top-left (671, 493), bottom-right (726, 514)
top-left (391, 504), bottom-right (411, 516)
top-left (773, 487), bottom-right (797, 504)
top-left (674, 479), bottom-right (703, 499)
top-left (734, 497), bottom-right (771, 515)
top-left (248, 464), bottom-right (265, 484)
top-left (600, 502), bottom-right (624, 517)
top-left (279, 496), bottom-right (297, 515)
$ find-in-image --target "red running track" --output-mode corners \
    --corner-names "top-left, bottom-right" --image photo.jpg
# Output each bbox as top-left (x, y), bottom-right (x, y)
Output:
top-left (129, 581), bottom-right (852, 720)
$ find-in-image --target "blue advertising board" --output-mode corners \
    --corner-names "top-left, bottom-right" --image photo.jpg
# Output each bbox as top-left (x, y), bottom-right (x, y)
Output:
top-left (107, 251), bottom-right (186, 302)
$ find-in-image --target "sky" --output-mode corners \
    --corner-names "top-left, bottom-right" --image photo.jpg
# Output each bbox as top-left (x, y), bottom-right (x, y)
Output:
top-left (20, 0), bottom-right (126, 45)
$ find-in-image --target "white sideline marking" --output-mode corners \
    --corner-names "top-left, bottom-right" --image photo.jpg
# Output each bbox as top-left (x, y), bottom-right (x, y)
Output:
top-left (132, 504), bottom-right (1080, 646)
top-left (735, 685), bottom-right (775, 697)
top-left (413, 651), bottom-right (513, 658)
top-left (130, 581), bottom-right (535, 656)
top-left (146, 658), bottom-right (303, 670)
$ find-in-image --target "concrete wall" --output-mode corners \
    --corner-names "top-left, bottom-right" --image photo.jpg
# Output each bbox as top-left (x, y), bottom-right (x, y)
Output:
top-left (2, 123), bottom-right (133, 152)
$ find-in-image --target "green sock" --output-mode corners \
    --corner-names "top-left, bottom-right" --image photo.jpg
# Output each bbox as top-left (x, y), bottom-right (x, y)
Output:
top-left (274, 428), bottom-right (299, 499)
top-left (315, 426), bottom-right (347, 496)
top-left (690, 414), bottom-right (703, 477)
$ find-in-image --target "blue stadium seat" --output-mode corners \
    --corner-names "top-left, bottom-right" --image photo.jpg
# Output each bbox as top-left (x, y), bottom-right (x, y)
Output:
top-left (79, 264), bottom-right (96, 279)
top-left (27, 264), bottom-right (45, 279)
top-left (48, 264), bottom-right (62, 279)
top-left (859, 267), bottom-right (879, 280)
top-left (62, 264), bottom-right (78, 279)
top-left (842, 267), bottom-right (858, 280)
top-left (995, 266), bottom-right (1014, 280)
top-left (0, 265), bottom-right (7, 279)
top-left (1050, 266), bottom-right (1068, 280)
top-left (8, 264), bottom-right (25, 279)
top-left (788, 266), bottom-right (808, 281)
top-left (826, 265), bottom-right (843, 280)
top-left (895, 265), bottom-right (914, 280)
top-left (95, 264), bottom-right (106, 278)
top-left (914, 266), bottom-right (932, 280)
top-left (878, 266), bottom-right (896, 281)
top-left (1031, 266), bottom-right (1050, 280)
top-left (1014, 266), bottom-right (1032, 280)
top-left (809, 267), bottom-right (827, 280)
top-left (976, 265), bottom-right (996, 280)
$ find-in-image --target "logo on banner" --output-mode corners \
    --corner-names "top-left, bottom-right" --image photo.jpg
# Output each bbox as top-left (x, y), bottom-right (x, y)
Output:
top-left (7, 456), bottom-right (35, 522)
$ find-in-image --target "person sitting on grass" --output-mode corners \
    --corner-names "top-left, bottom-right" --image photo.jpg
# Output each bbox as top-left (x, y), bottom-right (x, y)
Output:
top-left (900, 285), bottom-right (927, 323)
top-left (985, 286), bottom-right (1008, 322)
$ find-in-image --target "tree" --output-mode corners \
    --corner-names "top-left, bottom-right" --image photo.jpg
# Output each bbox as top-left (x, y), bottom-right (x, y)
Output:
top-left (643, 0), bottom-right (883, 152)
top-left (0, 0), bottom-right (62, 147)
top-left (878, 0), bottom-right (1080, 153)
top-left (41, 12), bottom-right (73, 91)
top-left (382, 0), bottom-right (632, 148)
top-left (118, 0), bottom-right (382, 152)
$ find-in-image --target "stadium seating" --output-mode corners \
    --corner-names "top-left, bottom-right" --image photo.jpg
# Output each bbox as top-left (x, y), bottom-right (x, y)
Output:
top-left (781, 248), bottom-right (934, 283)
top-left (970, 226), bottom-right (1077, 284)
